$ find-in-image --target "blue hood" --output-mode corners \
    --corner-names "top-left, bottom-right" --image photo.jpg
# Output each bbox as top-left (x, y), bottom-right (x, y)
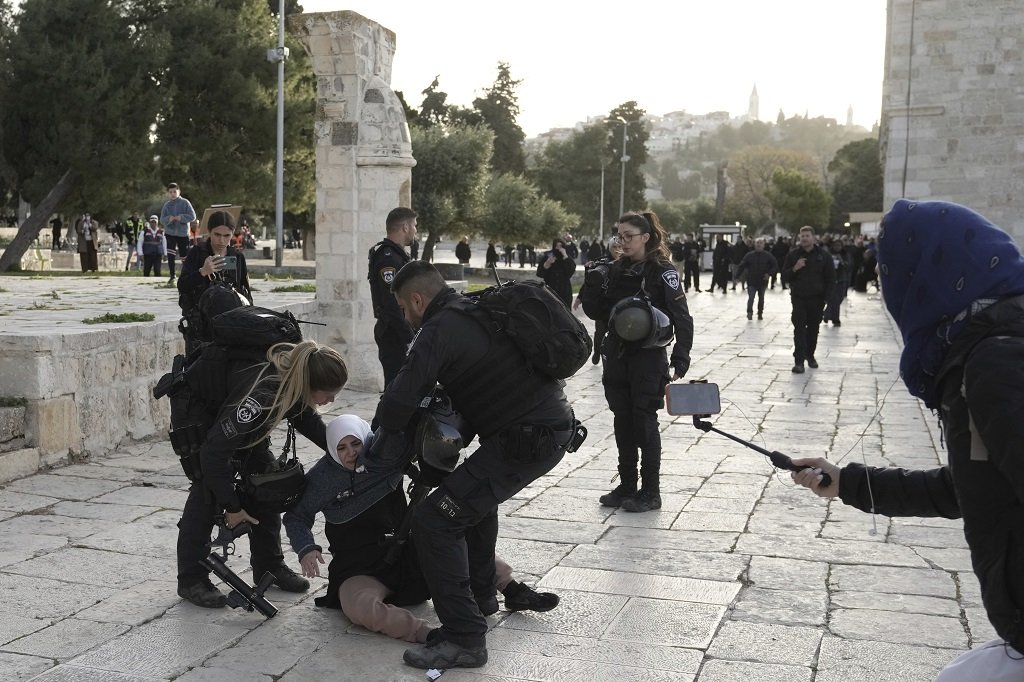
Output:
top-left (878, 199), bottom-right (1024, 407)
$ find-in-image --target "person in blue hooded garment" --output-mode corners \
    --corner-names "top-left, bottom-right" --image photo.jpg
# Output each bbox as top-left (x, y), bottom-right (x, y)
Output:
top-left (791, 200), bottom-right (1024, 681)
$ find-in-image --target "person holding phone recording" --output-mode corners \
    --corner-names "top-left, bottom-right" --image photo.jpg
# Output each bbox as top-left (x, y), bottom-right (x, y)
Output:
top-left (177, 210), bottom-right (253, 354)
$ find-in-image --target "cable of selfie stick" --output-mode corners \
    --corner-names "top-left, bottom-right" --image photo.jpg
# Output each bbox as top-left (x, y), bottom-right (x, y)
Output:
top-left (831, 372), bottom-right (902, 536)
top-left (719, 398), bottom-right (769, 455)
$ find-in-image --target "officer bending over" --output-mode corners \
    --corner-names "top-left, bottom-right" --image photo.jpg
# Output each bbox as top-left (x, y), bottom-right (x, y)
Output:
top-left (175, 340), bottom-right (347, 608)
top-left (373, 261), bottom-right (575, 669)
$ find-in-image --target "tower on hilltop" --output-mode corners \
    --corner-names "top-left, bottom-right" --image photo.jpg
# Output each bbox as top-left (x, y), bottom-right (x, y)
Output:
top-left (748, 84), bottom-right (759, 120)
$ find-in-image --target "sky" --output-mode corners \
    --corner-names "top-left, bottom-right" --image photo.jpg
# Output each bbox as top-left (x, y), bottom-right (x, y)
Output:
top-left (301, 0), bottom-right (889, 137)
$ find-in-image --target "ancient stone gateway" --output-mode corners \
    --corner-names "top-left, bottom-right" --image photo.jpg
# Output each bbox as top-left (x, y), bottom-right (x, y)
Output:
top-left (290, 11), bottom-right (415, 392)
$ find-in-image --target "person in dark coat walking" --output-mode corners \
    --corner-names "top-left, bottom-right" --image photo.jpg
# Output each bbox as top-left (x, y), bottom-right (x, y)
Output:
top-left (824, 238), bottom-right (851, 326)
top-left (734, 237), bottom-right (778, 319)
top-left (485, 241), bottom-right (498, 269)
top-left (455, 238), bottom-right (471, 265)
top-left (711, 236), bottom-right (732, 294)
top-left (536, 237), bottom-right (576, 307)
top-left (781, 226), bottom-right (835, 373)
top-left (792, 199), bottom-right (1024, 681)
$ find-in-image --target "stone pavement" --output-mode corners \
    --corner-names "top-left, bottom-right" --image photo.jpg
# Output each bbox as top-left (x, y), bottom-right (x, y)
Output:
top-left (0, 279), bottom-right (983, 681)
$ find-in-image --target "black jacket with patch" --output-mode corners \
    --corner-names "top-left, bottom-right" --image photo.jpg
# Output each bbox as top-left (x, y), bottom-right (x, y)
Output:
top-left (367, 238), bottom-right (413, 342)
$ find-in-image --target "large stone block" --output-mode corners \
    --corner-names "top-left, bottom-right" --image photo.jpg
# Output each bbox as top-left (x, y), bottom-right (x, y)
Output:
top-left (26, 396), bottom-right (80, 453)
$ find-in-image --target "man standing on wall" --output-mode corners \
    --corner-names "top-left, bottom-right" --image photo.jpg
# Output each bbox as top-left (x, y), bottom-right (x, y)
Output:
top-left (160, 182), bottom-right (196, 285)
top-left (367, 207), bottom-right (417, 388)
top-left (781, 226), bottom-right (835, 373)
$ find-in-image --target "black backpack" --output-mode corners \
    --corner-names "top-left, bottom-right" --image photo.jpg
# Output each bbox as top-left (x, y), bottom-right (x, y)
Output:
top-left (465, 280), bottom-right (592, 380)
top-left (209, 305), bottom-right (302, 350)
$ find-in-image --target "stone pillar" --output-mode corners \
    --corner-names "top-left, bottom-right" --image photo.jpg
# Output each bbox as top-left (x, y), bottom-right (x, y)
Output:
top-left (289, 11), bottom-right (414, 391)
top-left (881, 0), bottom-right (1024, 241)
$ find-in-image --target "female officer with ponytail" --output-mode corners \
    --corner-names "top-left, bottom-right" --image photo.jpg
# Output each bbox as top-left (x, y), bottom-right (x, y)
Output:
top-left (581, 212), bottom-right (694, 512)
top-left (175, 340), bottom-right (348, 608)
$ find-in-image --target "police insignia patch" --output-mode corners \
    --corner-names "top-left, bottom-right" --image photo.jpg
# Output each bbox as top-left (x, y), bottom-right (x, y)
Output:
top-left (380, 267), bottom-right (396, 284)
top-left (236, 396), bottom-right (262, 424)
top-left (221, 420), bottom-right (238, 439)
top-left (662, 269), bottom-right (681, 290)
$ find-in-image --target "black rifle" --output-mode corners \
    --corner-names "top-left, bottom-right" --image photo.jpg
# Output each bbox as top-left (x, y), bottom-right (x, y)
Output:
top-left (199, 521), bottom-right (279, 619)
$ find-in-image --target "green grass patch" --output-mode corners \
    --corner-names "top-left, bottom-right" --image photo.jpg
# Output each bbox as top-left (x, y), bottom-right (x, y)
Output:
top-left (0, 396), bottom-right (27, 407)
top-left (82, 312), bottom-right (156, 324)
top-left (1, 270), bottom-right (143, 278)
top-left (271, 283), bottom-right (315, 293)
top-left (263, 273), bottom-right (294, 281)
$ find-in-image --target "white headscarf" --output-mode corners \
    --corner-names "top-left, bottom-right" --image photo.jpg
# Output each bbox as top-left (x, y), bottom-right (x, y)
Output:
top-left (325, 414), bottom-right (372, 466)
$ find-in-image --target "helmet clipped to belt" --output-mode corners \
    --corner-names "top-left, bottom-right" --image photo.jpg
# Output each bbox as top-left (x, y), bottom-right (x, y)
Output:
top-left (608, 296), bottom-right (674, 349)
top-left (415, 390), bottom-right (470, 474)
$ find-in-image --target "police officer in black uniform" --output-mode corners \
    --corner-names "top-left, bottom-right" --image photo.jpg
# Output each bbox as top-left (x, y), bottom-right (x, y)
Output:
top-left (781, 226), bottom-right (836, 373)
top-left (174, 341), bottom-right (348, 608)
top-left (373, 261), bottom-right (575, 670)
top-left (580, 211), bottom-right (693, 513)
top-left (368, 207), bottom-right (417, 387)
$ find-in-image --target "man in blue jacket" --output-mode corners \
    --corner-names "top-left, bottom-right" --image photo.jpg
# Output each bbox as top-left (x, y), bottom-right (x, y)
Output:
top-left (160, 182), bottom-right (196, 285)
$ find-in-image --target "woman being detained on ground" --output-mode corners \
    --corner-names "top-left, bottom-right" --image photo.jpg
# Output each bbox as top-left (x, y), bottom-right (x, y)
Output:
top-left (283, 415), bottom-right (558, 643)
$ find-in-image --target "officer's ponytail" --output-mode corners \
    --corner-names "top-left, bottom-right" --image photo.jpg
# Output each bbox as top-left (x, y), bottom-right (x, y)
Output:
top-left (238, 340), bottom-right (349, 442)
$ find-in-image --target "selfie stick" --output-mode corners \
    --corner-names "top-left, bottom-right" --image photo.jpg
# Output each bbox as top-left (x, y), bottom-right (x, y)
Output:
top-left (691, 416), bottom-right (833, 486)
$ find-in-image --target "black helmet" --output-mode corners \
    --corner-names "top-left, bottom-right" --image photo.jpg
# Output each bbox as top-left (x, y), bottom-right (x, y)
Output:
top-left (608, 296), bottom-right (674, 348)
top-left (415, 391), bottom-right (469, 473)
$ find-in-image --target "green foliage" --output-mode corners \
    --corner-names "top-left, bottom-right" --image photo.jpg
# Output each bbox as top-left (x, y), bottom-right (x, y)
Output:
top-left (152, 0), bottom-right (314, 217)
top-left (828, 137), bottom-right (883, 228)
top-left (606, 102), bottom-right (649, 216)
top-left (82, 312), bottom-right (156, 324)
top-left (481, 174), bottom-right (577, 246)
top-left (0, 396), bottom-right (27, 407)
top-left (271, 283), bottom-right (315, 292)
top-left (648, 199), bottom-right (717, 237)
top-left (410, 123), bottom-right (492, 239)
top-left (725, 146), bottom-right (821, 230)
top-left (472, 63), bottom-right (526, 175)
top-left (3, 0), bottom-right (164, 217)
top-left (659, 159), bottom-right (685, 201)
top-left (532, 124), bottom-right (608, 236)
top-left (766, 168), bottom-right (832, 231)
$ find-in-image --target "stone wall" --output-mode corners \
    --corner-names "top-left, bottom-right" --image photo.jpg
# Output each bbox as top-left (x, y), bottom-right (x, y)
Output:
top-left (0, 300), bottom-right (318, 483)
top-left (289, 11), bottom-right (415, 393)
top-left (881, 0), bottom-right (1024, 238)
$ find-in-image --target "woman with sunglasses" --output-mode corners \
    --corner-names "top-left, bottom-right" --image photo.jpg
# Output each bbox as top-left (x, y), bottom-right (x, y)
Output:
top-left (581, 211), bottom-right (694, 512)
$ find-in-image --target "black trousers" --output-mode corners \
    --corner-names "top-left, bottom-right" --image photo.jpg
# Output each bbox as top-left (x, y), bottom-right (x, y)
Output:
top-left (602, 343), bottom-right (669, 492)
top-left (683, 261), bottom-right (701, 291)
top-left (412, 428), bottom-right (569, 648)
top-left (746, 281), bottom-right (768, 314)
top-left (791, 294), bottom-right (826, 363)
top-left (374, 320), bottom-right (410, 388)
top-left (176, 448), bottom-right (287, 585)
top-left (166, 235), bottom-right (191, 278)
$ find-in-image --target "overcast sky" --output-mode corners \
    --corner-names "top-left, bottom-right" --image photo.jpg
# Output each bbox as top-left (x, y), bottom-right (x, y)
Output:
top-left (300, 0), bottom-right (888, 136)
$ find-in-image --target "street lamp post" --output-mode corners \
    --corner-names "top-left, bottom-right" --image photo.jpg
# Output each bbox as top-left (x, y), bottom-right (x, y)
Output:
top-left (611, 116), bottom-right (630, 219)
top-left (266, 0), bottom-right (289, 268)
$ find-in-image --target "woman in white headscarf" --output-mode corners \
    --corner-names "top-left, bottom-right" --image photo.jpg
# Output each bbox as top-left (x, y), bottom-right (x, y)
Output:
top-left (284, 415), bottom-right (558, 643)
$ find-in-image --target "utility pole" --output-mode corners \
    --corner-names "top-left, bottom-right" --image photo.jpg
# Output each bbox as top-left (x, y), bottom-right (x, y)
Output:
top-left (267, 0), bottom-right (289, 268)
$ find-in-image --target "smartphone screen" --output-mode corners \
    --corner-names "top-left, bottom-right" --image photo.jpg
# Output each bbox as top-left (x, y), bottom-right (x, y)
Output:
top-left (665, 382), bottom-right (721, 416)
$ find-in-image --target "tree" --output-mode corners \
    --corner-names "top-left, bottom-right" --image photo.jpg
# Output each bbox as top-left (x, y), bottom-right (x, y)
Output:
top-left (532, 124), bottom-right (609, 236)
top-left (152, 0), bottom-right (314, 218)
top-left (481, 174), bottom-right (576, 246)
top-left (766, 168), bottom-right (832, 231)
top-left (828, 137), bottom-right (883, 228)
top-left (472, 62), bottom-right (526, 175)
top-left (409, 123), bottom-right (493, 261)
top-left (418, 76), bottom-right (477, 128)
top-left (606, 101), bottom-right (649, 217)
top-left (659, 159), bottom-right (685, 201)
top-left (724, 146), bottom-right (820, 231)
top-left (1, 0), bottom-right (164, 271)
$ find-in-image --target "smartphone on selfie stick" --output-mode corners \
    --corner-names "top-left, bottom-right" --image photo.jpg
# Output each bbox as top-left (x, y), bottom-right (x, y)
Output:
top-left (666, 381), bottom-right (832, 485)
